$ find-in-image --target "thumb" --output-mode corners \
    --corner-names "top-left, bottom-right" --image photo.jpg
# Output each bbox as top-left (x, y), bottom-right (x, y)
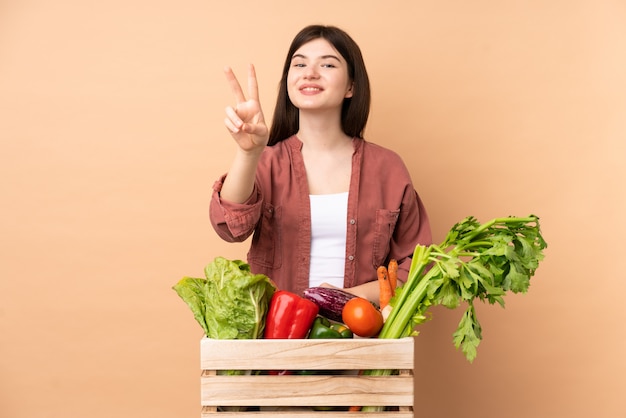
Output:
top-left (241, 122), bottom-right (268, 136)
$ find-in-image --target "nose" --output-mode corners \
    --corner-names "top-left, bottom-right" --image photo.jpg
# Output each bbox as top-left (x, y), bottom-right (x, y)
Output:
top-left (303, 66), bottom-right (319, 79)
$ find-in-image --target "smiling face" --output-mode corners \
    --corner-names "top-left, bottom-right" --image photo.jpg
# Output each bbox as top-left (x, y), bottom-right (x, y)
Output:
top-left (286, 38), bottom-right (354, 113)
top-left (268, 25), bottom-right (371, 144)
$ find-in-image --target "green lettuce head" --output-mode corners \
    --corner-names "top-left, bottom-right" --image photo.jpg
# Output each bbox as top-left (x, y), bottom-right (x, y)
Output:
top-left (173, 257), bottom-right (276, 340)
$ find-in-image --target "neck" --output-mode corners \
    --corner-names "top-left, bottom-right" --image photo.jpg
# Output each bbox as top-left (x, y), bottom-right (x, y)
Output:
top-left (297, 110), bottom-right (350, 149)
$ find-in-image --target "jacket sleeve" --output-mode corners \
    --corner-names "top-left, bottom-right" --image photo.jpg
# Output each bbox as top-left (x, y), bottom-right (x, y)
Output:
top-left (391, 186), bottom-right (432, 282)
top-left (209, 174), bottom-right (263, 243)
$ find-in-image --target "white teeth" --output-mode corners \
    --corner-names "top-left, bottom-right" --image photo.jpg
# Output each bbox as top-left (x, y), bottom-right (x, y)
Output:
top-left (302, 87), bottom-right (320, 91)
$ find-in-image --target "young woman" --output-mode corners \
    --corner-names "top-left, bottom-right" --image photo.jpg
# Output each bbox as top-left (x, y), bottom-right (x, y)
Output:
top-left (209, 25), bottom-right (431, 302)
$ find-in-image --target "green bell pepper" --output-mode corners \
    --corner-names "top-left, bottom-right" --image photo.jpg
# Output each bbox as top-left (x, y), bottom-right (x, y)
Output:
top-left (308, 316), bottom-right (353, 339)
top-left (330, 322), bottom-right (353, 339)
top-left (299, 317), bottom-right (353, 377)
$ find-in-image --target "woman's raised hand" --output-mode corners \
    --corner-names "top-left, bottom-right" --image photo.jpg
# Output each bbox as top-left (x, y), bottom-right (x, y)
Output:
top-left (224, 64), bottom-right (269, 153)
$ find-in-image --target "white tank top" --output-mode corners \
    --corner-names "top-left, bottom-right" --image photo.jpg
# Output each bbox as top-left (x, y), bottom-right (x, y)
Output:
top-left (308, 192), bottom-right (349, 288)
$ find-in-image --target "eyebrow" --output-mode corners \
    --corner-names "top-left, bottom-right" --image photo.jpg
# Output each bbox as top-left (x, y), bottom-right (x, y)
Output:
top-left (291, 53), bottom-right (341, 62)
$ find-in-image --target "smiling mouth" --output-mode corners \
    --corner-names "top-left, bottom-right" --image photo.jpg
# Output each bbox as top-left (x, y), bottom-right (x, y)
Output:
top-left (300, 86), bottom-right (323, 92)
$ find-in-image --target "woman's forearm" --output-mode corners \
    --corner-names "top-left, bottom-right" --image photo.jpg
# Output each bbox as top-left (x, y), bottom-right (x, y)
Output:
top-left (219, 148), bottom-right (263, 203)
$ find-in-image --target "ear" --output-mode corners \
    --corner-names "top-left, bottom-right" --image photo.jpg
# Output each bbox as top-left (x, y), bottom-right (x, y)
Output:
top-left (345, 82), bottom-right (354, 98)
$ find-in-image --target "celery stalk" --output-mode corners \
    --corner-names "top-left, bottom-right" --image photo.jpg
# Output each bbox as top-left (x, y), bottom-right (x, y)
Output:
top-left (361, 215), bottom-right (547, 412)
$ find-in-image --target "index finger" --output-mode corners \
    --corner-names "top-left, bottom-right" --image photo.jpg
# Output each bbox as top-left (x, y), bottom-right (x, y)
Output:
top-left (224, 66), bottom-right (246, 104)
top-left (247, 63), bottom-right (260, 102)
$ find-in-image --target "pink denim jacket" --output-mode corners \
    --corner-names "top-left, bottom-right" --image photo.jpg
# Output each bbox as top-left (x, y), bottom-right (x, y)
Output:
top-left (210, 135), bottom-right (432, 295)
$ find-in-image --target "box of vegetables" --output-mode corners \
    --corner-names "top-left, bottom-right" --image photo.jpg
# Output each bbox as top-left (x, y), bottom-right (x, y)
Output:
top-left (173, 215), bottom-right (547, 416)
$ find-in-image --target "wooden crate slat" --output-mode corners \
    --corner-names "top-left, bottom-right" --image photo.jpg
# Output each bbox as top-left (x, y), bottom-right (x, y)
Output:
top-left (200, 338), bottom-right (414, 370)
top-left (199, 337), bottom-right (415, 415)
top-left (200, 374), bottom-right (413, 407)
top-left (201, 408), bottom-right (414, 417)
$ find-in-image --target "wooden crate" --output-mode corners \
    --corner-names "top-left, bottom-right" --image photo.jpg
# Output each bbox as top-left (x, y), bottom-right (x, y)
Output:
top-left (200, 337), bottom-right (415, 417)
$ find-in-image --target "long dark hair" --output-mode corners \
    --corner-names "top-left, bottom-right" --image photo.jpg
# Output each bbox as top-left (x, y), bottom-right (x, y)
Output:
top-left (267, 25), bottom-right (371, 145)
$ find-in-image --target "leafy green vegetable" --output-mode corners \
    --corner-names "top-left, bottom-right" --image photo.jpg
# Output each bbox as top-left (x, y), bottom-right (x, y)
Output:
top-left (362, 215), bottom-right (547, 411)
top-left (173, 257), bottom-right (276, 340)
top-left (380, 215), bottom-right (547, 361)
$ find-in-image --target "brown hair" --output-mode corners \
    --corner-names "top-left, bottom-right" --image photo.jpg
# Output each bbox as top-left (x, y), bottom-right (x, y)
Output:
top-left (267, 25), bottom-right (371, 145)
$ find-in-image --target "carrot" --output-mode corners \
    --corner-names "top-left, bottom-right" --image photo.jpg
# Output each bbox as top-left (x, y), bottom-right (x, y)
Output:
top-left (387, 259), bottom-right (398, 296)
top-left (377, 265), bottom-right (392, 309)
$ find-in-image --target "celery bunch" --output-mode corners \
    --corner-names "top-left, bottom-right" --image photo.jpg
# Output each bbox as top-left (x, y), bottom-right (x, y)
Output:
top-left (381, 215), bottom-right (547, 361)
top-left (362, 215), bottom-right (546, 411)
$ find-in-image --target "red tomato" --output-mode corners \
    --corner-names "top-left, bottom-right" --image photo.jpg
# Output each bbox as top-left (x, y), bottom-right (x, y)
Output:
top-left (341, 297), bottom-right (383, 337)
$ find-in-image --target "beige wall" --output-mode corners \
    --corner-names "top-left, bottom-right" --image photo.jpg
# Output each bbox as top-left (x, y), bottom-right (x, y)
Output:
top-left (1, 1), bottom-right (624, 417)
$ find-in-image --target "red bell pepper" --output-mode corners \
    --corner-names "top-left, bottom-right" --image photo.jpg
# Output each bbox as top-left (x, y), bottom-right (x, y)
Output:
top-left (263, 290), bottom-right (319, 339)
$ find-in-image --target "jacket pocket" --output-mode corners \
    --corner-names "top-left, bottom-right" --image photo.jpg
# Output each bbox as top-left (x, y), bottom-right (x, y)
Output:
top-left (371, 209), bottom-right (400, 268)
top-left (248, 203), bottom-right (282, 269)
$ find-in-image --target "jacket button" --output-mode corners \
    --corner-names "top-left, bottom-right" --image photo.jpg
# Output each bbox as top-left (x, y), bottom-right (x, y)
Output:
top-left (348, 255), bottom-right (354, 261)
top-left (350, 219), bottom-right (356, 225)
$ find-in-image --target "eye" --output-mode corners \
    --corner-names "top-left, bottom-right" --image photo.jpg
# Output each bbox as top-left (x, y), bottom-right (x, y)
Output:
top-left (322, 63), bottom-right (337, 68)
